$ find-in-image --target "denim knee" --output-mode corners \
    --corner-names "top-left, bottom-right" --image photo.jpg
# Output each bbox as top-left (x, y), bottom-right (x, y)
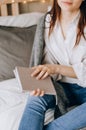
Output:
top-left (26, 94), bottom-right (56, 113)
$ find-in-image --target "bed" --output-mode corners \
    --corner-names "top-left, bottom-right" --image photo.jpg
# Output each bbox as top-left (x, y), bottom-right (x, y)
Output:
top-left (0, 1), bottom-right (55, 130)
top-left (0, 1), bottom-right (86, 130)
top-left (0, 78), bottom-right (54, 130)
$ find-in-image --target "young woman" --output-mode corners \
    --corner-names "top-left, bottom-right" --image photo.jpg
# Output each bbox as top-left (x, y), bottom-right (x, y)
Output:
top-left (18, 0), bottom-right (86, 130)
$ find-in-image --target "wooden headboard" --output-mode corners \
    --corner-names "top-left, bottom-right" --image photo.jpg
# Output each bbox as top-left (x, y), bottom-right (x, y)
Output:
top-left (0, 0), bottom-right (52, 16)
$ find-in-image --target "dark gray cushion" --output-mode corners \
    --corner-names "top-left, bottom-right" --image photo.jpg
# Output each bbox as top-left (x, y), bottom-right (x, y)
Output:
top-left (0, 25), bottom-right (36, 81)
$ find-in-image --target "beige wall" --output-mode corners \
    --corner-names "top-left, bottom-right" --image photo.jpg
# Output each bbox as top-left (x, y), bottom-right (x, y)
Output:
top-left (19, 1), bottom-right (52, 14)
top-left (0, 0), bottom-right (52, 16)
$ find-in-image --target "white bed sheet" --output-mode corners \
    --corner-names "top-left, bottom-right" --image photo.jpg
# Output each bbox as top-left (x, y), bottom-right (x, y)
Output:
top-left (0, 78), bottom-right (54, 130)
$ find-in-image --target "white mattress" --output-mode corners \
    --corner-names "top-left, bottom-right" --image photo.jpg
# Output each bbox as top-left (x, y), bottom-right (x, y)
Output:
top-left (0, 78), bottom-right (54, 130)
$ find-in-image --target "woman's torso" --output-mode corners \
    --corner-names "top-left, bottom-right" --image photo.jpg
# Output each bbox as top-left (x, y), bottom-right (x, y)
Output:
top-left (43, 12), bottom-right (86, 87)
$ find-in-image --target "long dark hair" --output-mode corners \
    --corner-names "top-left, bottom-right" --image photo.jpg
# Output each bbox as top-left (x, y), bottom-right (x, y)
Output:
top-left (48, 0), bottom-right (86, 45)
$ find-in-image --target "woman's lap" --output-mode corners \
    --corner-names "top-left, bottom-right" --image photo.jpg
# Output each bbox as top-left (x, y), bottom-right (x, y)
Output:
top-left (19, 82), bottom-right (86, 130)
top-left (44, 102), bottom-right (86, 130)
top-left (43, 82), bottom-right (86, 130)
top-left (58, 82), bottom-right (86, 106)
top-left (18, 94), bottom-right (56, 130)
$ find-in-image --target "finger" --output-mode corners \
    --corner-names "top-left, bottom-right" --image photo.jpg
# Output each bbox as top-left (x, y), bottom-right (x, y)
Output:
top-left (35, 88), bottom-right (41, 96)
top-left (41, 72), bottom-right (49, 79)
top-left (36, 66), bottom-right (48, 79)
top-left (31, 65), bottom-right (44, 77)
top-left (30, 90), bottom-right (36, 96)
top-left (36, 70), bottom-right (46, 80)
top-left (40, 90), bottom-right (45, 96)
top-left (31, 68), bottom-right (41, 77)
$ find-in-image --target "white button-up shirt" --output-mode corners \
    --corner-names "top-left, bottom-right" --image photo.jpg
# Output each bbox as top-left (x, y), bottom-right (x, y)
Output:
top-left (43, 12), bottom-right (86, 87)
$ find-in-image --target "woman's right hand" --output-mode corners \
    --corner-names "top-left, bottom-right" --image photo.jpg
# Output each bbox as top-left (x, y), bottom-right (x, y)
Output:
top-left (30, 88), bottom-right (45, 96)
top-left (30, 64), bottom-right (58, 97)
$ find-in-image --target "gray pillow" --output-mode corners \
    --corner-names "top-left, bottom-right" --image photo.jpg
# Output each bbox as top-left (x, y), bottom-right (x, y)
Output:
top-left (0, 25), bottom-right (36, 81)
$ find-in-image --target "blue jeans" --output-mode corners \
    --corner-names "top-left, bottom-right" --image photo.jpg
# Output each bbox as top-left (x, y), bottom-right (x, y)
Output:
top-left (18, 83), bottom-right (86, 130)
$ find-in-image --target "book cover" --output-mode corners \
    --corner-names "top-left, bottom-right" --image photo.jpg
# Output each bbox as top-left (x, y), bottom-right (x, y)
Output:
top-left (14, 66), bottom-right (56, 95)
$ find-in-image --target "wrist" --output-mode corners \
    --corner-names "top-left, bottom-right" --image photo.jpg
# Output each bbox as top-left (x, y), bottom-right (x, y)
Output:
top-left (55, 64), bottom-right (60, 74)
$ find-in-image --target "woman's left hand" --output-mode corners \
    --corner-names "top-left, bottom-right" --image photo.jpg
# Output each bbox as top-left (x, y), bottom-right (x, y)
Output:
top-left (31, 64), bottom-right (59, 80)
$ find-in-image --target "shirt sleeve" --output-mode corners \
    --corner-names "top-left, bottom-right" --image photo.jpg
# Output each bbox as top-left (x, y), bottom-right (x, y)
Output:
top-left (72, 58), bottom-right (86, 87)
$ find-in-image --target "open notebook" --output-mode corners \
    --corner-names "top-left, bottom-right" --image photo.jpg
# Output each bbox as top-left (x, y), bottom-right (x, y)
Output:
top-left (14, 66), bottom-right (56, 95)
